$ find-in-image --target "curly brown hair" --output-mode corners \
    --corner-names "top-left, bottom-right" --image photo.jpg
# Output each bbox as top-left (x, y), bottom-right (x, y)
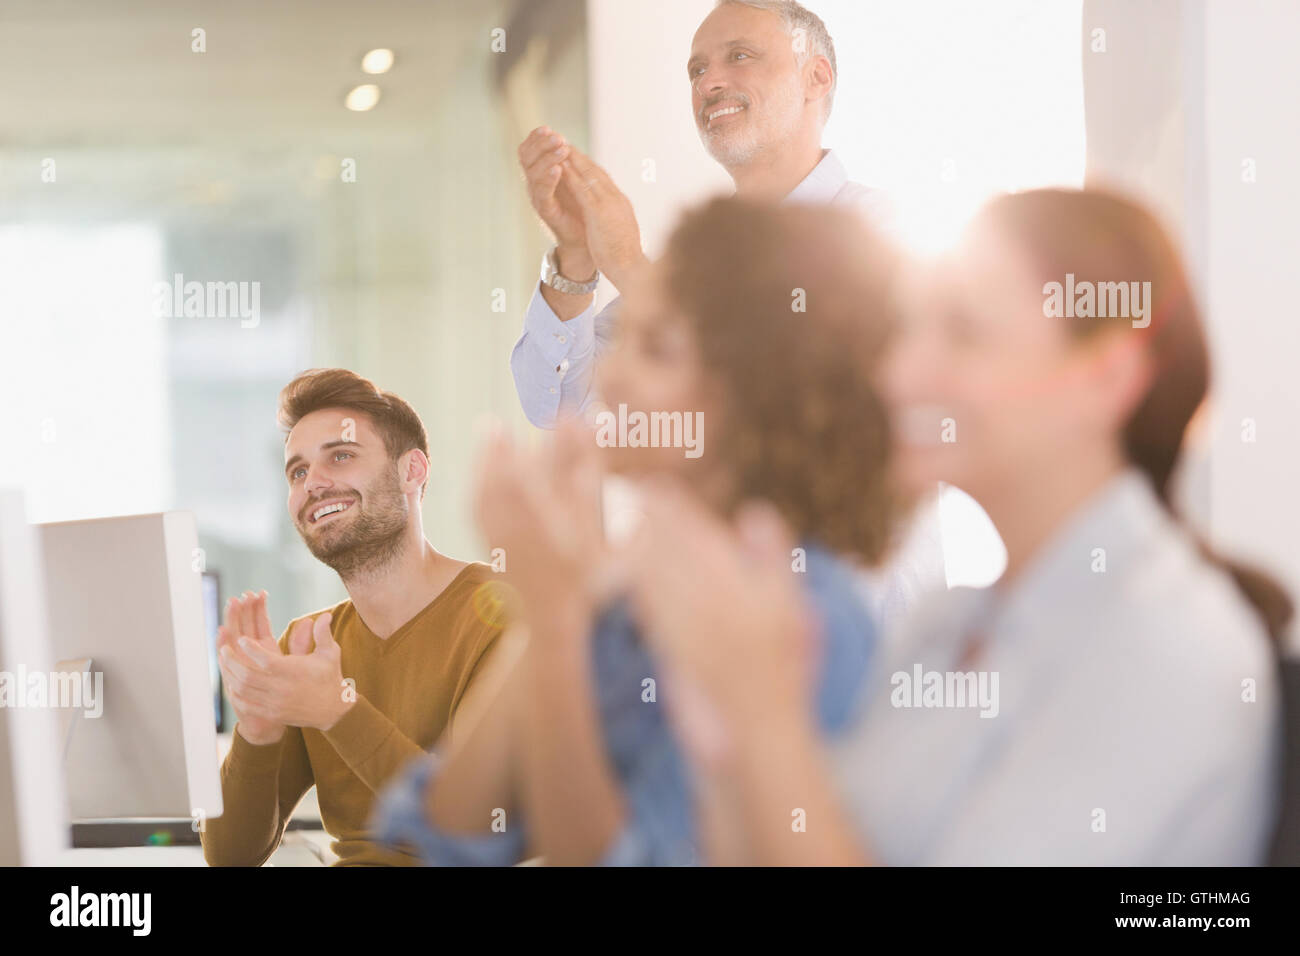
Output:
top-left (661, 197), bottom-right (903, 564)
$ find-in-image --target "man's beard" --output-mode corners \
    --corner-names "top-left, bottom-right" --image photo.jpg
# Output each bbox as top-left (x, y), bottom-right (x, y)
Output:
top-left (698, 82), bottom-right (805, 169)
top-left (297, 470), bottom-right (409, 581)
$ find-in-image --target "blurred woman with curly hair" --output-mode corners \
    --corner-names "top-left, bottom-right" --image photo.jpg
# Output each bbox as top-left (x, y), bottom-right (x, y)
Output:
top-left (373, 197), bottom-right (909, 866)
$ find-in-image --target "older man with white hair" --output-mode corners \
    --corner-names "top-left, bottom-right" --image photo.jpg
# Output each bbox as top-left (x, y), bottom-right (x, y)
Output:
top-left (512, 0), bottom-right (889, 428)
top-left (511, 0), bottom-right (945, 635)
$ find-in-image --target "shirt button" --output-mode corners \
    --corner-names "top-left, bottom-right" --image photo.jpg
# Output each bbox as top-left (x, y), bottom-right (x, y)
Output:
top-left (556, 334), bottom-right (567, 344)
top-left (559, 358), bottom-right (570, 373)
top-left (549, 387), bottom-right (557, 394)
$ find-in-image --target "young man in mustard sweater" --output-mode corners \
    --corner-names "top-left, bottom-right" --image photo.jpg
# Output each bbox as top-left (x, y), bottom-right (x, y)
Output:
top-left (201, 368), bottom-right (506, 866)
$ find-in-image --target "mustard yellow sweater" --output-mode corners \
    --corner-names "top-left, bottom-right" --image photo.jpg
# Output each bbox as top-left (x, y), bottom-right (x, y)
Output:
top-left (202, 563), bottom-right (503, 866)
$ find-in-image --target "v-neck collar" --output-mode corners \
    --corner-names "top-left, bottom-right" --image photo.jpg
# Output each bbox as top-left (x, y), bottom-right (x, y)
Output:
top-left (347, 563), bottom-right (480, 653)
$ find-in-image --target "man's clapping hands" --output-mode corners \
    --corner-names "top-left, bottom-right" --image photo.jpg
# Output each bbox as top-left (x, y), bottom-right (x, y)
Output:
top-left (518, 126), bottom-right (649, 292)
top-left (217, 591), bottom-right (353, 745)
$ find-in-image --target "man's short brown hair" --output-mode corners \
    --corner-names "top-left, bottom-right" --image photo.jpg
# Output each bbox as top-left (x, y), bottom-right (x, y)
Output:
top-left (277, 368), bottom-right (430, 496)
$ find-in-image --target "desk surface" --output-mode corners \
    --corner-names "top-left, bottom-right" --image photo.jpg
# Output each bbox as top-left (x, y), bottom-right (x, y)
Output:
top-left (60, 839), bottom-right (329, 867)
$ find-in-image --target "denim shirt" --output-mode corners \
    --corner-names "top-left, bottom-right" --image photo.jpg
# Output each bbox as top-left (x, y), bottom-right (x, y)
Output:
top-left (372, 542), bottom-right (876, 865)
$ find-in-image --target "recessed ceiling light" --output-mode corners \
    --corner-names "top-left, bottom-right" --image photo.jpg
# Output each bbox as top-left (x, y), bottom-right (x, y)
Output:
top-left (345, 84), bottom-right (381, 111)
top-left (361, 48), bottom-right (395, 74)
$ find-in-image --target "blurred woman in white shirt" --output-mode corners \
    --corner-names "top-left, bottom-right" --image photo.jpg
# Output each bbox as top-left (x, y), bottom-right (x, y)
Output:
top-left (625, 187), bottom-right (1291, 865)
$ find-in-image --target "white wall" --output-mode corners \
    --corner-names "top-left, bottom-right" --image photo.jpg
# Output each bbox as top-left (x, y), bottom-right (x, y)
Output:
top-left (586, 0), bottom-right (727, 284)
top-left (1084, 0), bottom-right (1300, 646)
top-left (1202, 0), bottom-right (1300, 645)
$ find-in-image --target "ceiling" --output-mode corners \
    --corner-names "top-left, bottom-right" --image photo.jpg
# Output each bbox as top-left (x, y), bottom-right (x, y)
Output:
top-left (0, 0), bottom-right (511, 147)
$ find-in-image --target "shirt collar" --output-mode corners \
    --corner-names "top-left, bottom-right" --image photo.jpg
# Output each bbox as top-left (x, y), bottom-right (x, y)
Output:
top-left (984, 468), bottom-right (1167, 636)
top-left (784, 149), bottom-right (849, 205)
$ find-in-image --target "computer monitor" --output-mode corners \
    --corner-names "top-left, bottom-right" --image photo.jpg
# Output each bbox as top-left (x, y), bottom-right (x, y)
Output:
top-left (38, 511), bottom-right (222, 824)
top-left (0, 489), bottom-right (68, 865)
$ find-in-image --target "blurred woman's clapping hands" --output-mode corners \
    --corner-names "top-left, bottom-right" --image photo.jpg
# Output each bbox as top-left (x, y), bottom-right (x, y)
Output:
top-left (626, 477), bottom-right (822, 772)
top-left (471, 419), bottom-right (614, 633)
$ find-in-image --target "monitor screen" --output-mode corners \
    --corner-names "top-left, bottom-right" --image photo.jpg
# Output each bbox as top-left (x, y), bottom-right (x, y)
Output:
top-left (200, 571), bottom-right (225, 733)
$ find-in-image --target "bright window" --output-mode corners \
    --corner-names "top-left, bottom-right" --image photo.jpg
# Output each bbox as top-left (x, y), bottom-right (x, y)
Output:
top-left (824, 0), bottom-right (1086, 586)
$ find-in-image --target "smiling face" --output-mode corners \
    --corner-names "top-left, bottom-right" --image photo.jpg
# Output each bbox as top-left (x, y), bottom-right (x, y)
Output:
top-left (284, 408), bottom-right (414, 578)
top-left (595, 264), bottom-right (720, 480)
top-left (688, 3), bottom-right (820, 169)
top-left (883, 219), bottom-right (1142, 503)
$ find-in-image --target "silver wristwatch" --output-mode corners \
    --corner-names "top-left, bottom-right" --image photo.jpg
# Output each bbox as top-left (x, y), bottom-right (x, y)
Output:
top-left (541, 246), bottom-right (600, 295)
